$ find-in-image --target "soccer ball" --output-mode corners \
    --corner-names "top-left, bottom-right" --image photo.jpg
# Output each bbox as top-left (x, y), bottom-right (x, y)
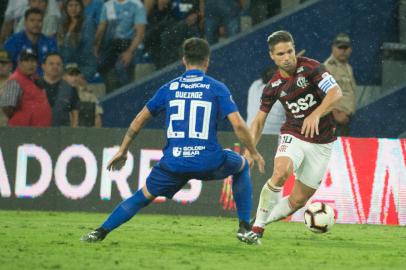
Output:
top-left (304, 202), bottom-right (335, 233)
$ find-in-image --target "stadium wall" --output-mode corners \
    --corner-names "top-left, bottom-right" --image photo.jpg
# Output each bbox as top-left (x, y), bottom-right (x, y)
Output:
top-left (0, 127), bottom-right (277, 217)
top-left (0, 128), bottom-right (405, 225)
top-left (100, 0), bottom-right (398, 129)
top-left (350, 84), bottom-right (406, 138)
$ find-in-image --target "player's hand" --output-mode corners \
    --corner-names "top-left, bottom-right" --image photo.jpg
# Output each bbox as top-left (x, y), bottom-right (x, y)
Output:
top-left (250, 151), bottom-right (265, 174)
top-left (301, 112), bottom-right (320, 138)
top-left (107, 151), bottom-right (127, 171)
top-left (243, 148), bottom-right (254, 169)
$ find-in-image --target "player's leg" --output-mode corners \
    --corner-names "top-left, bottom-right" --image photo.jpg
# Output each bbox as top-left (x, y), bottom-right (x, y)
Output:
top-left (243, 135), bottom-right (304, 244)
top-left (266, 141), bottom-right (333, 224)
top-left (81, 186), bottom-right (154, 242)
top-left (266, 179), bottom-right (316, 224)
top-left (81, 164), bottom-right (182, 242)
top-left (251, 135), bottom-right (304, 233)
top-left (212, 151), bottom-right (253, 223)
top-left (206, 150), bottom-right (253, 241)
top-left (226, 153), bottom-right (256, 243)
top-left (252, 156), bottom-right (293, 231)
top-left (230, 155), bottom-right (252, 224)
top-left (100, 186), bottom-right (154, 232)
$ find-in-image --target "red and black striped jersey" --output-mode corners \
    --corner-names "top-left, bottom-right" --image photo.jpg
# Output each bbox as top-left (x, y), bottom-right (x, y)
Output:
top-left (260, 56), bottom-right (336, 144)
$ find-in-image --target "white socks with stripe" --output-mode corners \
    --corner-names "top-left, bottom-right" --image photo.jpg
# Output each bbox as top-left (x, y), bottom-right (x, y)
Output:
top-left (266, 197), bottom-right (294, 224)
top-left (253, 181), bottom-right (282, 228)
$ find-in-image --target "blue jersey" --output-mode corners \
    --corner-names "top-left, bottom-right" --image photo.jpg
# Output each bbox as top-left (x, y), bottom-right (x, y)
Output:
top-left (146, 69), bottom-right (238, 173)
top-left (4, 31), bottom-right (58, 75)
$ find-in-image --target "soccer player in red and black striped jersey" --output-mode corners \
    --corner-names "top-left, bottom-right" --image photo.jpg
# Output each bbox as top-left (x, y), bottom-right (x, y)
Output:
top-left (242, 30), bottom-right (343, 244)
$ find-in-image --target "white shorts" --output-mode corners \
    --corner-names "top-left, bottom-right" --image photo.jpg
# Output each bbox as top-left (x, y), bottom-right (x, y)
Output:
top-left (275, 134), bottom-right (333, 189)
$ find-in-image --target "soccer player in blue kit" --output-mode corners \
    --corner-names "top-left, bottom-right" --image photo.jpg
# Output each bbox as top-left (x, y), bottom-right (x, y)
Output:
top-left (81, 38), bottom-right (265, 243)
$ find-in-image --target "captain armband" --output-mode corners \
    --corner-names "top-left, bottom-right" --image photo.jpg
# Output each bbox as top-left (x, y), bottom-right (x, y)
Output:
top-left (318, 73), bottom-right (338, 93)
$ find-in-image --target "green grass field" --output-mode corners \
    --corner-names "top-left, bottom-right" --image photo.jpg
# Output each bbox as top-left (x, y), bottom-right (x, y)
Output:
top-left (0, 210), bottom-right (405, 270)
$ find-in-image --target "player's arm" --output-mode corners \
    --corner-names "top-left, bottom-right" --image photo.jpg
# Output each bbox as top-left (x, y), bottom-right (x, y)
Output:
top-left (301, 84), bottom-right (342, 138)
top-left (107, 106), bottom-right (153, 171)
top-left (228, 111), bottom-right (265, 174)
top-left (243, 110), bottom-right (268, 169)
top-left (312, 85), bottom-right (343, 117)
top-left (250, 110), bottom-right (269, 146)
top-left (249, 81), bottom-right (275, 144)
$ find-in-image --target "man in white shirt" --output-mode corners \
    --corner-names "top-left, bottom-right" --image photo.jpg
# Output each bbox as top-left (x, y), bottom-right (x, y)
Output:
top-left (247, 66), bottom-right (285, 135)
top-left (0, 0), bottom-right (61, 43)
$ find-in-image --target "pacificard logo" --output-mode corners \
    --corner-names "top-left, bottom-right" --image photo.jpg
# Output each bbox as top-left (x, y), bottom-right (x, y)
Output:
top-left (169, 82), bottom-right (179, 90)
top-left (180, 83), bottom-right (210, 89)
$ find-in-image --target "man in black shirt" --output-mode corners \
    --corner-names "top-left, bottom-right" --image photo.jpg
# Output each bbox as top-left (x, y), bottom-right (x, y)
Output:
top-left (40, 53), bottom-right (80, 127)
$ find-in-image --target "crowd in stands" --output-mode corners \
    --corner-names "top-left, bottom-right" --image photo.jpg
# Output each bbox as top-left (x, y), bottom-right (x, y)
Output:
top-left (0, 0), bottom-right (304, 128)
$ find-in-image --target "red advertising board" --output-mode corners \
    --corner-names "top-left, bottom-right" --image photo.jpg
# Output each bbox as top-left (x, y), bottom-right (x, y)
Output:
top-left (284, 137), bottom-right (406, 225)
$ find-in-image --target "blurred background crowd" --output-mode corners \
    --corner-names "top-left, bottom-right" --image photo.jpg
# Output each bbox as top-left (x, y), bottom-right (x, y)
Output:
top-left (0, 0), bottom-right (404, 139)
top-left (0, 0), bottom-right (307, 129)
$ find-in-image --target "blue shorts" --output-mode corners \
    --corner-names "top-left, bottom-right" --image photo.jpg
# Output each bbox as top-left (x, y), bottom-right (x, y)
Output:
top-left (146, 150), bottom-right (244, 198)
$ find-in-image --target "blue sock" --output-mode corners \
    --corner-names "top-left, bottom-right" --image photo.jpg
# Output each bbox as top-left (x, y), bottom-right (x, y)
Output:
top-left (232, 159), bottom-right (253, 224)
top-left (102, 189), bottom-right (152, 232)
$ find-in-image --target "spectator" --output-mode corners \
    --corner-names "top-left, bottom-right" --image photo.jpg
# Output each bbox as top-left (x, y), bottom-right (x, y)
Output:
top-left (246, 66), bottom-right (285, 135)
top-left (0, 0), bottom-right (31, 45)
top-left (143, 0), bottom-right (156, 16)
top-left (204, 0), bottom-right (242, 44)
top-left (324, 33), bottom-right (357, 136)
top-left (144, 0), bottom-right (173, 68)
top-left (0, 0), bottom-right (61, 44)
top-left (4, 8), bottom-right (58, 75)
top-left (64, 63), bottom-right (103, 127)
top-left (94, 0), bottom-right (147, 94)
top-left (82, 0), bottom-right (104, 77)
top-left (0, 50), bottom-right (13, 126)
top-left (158, 0), bottom-right (201, 68)
top-left (250, 0), bottom-right (281, 25)
top-left (58, 0), bottom-right (100, 81)
top-left (0, 1), bottom-right (8, 28)
top-left (40, 53), bottom-right (80, 127)
top-left (15, 0), bottom-right (60, 37)
top-left (82, 0), bottom-right (103, 32)
top-left (0, 49), bottom-right (52, 127)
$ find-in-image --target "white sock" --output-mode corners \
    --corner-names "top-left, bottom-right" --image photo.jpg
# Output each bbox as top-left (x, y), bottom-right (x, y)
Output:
top-left (253, 182), bottom-right (282, 228)
top-left (266, 197), bottom-right (294, 224)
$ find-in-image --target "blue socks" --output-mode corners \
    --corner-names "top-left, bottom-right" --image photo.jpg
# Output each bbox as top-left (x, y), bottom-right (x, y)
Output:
top-left (102, 189), bottom-right (152, 232)
top-left (232, 160), bottom-right (253, 224)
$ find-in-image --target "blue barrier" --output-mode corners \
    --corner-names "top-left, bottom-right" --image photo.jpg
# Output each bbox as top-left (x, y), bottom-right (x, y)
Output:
top-left (350, 84), bottom-right (406, 138)
top-left (101, 0), bottom-right (398, 129)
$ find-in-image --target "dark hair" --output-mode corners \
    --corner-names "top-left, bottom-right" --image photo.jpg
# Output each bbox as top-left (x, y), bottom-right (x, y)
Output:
top-left (43, 52), bottom-right (63, 64)
top-left (182, 38), bottom-right (210, 65)
top-left (59, 0), bottom-right (85, 46)
top-left (18, 49), bottom-right (37, 62)
top-left (267, 30), bottom-right (294, 51)
top-left (24, 7), bottom-right (44, 20)
top-left (261, 66), bottom-right (277, 84)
